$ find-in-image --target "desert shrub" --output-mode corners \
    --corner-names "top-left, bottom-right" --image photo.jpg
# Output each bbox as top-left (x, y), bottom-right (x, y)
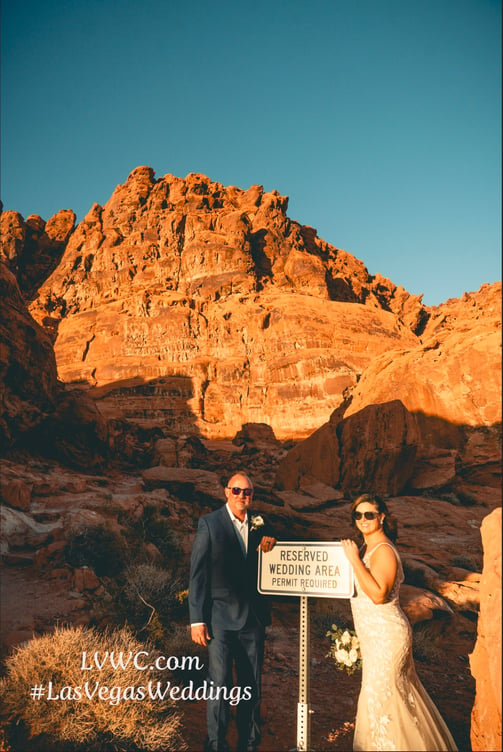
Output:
top-left (412, 621), bottom-right (443, 663)
top-left (311, 597), bottom-right (354, 633)
top-left (449, 553), bottom-right (479, 571)
top-left (120, 563), bottom-right (188, 637)
top-left (124, 505), bottom-right (185, 567)
top-left (85, 562), bottom-right (190, 641)
top-left (64, 524), bottom-right (127, 577)
top-left (0, 625), bottom-right (186, 752)
top-left (161, 625), bottom-right (208, 686)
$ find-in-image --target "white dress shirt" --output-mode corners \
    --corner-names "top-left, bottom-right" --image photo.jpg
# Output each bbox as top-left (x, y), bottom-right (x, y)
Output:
top-left (226, 502), bottom-right (249, 555)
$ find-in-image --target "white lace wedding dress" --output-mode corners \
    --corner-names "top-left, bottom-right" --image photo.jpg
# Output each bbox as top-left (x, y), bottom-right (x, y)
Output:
top-left (350, 542), bottom-right (458, 751)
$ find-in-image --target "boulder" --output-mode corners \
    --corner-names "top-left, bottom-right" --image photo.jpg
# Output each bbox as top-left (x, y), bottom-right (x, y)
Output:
top-left (400, 584), bottom-right (453, 625)
top-left (437, 579), bottom-right (480, 613)
top-left (0, 506), bottom-right (62, 551)
top-left (62, 509), bottom-right (109, 536)
top-left (233, 422), bottom-right (281, 451)
top-left (470, 508), bottom-right (502, 752)
top-left (27, 387), bottom-right (109, 470)
top-left (0, 479), bottom-right (32, 512)
top-left (142, 466), bottom-right (224, 505)
top-left (338, 400), bottom-right (420, 495)
top-left (276, 399), bottom-right (420, 496)
top-left (72, 567), bottom-right (101, 592)
top-left (409, 450), bottom-right (458, 491)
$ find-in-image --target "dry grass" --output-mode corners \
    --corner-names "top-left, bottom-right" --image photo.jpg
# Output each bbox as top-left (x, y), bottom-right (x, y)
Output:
top-left (0, 625), bottom-right (186, 751)
top-left (412, 620), bottom-right (444, 663)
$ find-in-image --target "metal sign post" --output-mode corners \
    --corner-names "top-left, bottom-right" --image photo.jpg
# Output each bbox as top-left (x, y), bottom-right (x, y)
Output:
top-left (297, 595), bottom-right (310, 752)
top-left (258, 542), bottom-right (354, 752)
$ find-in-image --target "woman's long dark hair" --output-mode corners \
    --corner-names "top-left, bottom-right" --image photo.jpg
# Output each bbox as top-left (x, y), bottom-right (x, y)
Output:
top-left (350, 493), bottom-right (398, 543)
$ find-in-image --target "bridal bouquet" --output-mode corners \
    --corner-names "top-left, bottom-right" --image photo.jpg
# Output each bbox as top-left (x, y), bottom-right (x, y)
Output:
top-left (326, 623), bottom-right (362, 675)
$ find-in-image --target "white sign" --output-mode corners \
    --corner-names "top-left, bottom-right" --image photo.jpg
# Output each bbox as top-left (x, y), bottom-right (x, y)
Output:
top-left (258, 541), bottom-right (354, 598)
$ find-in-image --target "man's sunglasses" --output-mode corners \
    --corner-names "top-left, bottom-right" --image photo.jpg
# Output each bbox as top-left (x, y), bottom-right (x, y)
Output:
top-left (352, 511), bottom-right (379, 520)
top-left (227, 486), bottom-right (253, 497)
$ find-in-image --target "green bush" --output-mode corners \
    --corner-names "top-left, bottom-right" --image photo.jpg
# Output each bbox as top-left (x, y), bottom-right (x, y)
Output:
top-left (0, 626), bottom-right (186, 752)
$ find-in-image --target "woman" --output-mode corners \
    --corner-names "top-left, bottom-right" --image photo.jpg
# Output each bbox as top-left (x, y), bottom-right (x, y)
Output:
top-left (341, 494), bottom-right (458, 752)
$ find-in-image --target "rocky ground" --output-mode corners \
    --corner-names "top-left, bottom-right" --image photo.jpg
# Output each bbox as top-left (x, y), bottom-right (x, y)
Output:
top-left (179, 598), bottom-right (477, 752)
top-left (0, 556), bottom-right (477, 752)
top-left (1, 441), bottom-right (498, 752)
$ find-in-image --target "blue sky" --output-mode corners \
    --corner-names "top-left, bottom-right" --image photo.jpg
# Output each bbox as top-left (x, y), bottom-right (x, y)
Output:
top-left (1, 0), bottom-right (501, 306)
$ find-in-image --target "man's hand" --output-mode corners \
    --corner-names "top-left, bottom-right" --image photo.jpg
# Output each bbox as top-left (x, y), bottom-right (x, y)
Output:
top-left (258, 536), bottom-right (276, 553)
top-left (191, 624), bottom-right (211, 647)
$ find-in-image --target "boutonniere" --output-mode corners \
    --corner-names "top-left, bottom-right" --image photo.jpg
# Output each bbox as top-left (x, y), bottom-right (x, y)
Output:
top-left (249, 515), bottom-right (264, 532)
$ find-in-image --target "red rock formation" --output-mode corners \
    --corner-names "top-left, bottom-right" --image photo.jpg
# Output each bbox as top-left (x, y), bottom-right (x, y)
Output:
top-left (2, 168), bottom-right (500, 487)
top-left (345, 283), bottom-right (502, 429)
top-left (0, 261), bottom-right (108, 467)
top-left (470, 507), bottom-right (502, 752)
top-left (0, 211), bottom-right (26, 265)
top-left (0, 262), bottom-right (59, 449)
top-left (275, 398), bottom-right (422, 495)
top-left (0, 209), bottom-right (75, 300)
top-left (23, 166), bottom-right (423, 440)
top-left (276, 283), bottom-right (501, 495)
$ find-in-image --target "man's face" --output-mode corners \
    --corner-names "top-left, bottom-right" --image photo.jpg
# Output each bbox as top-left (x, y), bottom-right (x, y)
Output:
top-left (225, 473), bottom-right (254, 521)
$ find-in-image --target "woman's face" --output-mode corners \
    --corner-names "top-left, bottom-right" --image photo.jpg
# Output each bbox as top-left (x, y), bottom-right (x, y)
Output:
top-left (353, 501), bottom-right (384, 535)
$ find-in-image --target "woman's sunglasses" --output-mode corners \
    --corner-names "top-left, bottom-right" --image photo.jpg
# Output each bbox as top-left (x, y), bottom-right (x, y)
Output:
top-left (352, 511), bottom-right (379, 521)
top-left (227, 486), bottom-right (253, 497)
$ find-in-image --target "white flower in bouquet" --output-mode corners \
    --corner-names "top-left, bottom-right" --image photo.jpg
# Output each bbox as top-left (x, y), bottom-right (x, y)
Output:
top-left (341, 630), bottom-right (351, 645)
top-left (326, 622), bottom-right (362, 675)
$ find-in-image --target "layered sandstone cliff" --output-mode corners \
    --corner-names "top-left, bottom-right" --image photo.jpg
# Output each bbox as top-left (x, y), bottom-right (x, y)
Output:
top-left (275, 282), bottom-right (501, 495)
top-left (1, 167), bottom-right (500, 475)
top-left (6, 166), bottom-right (426, 440)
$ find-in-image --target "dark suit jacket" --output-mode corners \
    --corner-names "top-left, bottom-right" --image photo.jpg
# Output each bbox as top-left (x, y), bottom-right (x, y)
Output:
top-left (189, 505), bottom-right (273, 632)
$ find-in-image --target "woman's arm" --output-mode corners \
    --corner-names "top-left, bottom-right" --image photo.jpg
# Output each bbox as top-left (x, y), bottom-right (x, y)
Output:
top-left (341, 540), bottom-right (398, 604)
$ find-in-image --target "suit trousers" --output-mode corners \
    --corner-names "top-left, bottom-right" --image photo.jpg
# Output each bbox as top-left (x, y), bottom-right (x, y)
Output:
top-left (206, 623), bottom-right (265, 751)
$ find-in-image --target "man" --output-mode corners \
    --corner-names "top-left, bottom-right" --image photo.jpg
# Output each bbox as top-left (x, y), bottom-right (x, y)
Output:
top-left (189, 472), bottom-right (277, 752)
